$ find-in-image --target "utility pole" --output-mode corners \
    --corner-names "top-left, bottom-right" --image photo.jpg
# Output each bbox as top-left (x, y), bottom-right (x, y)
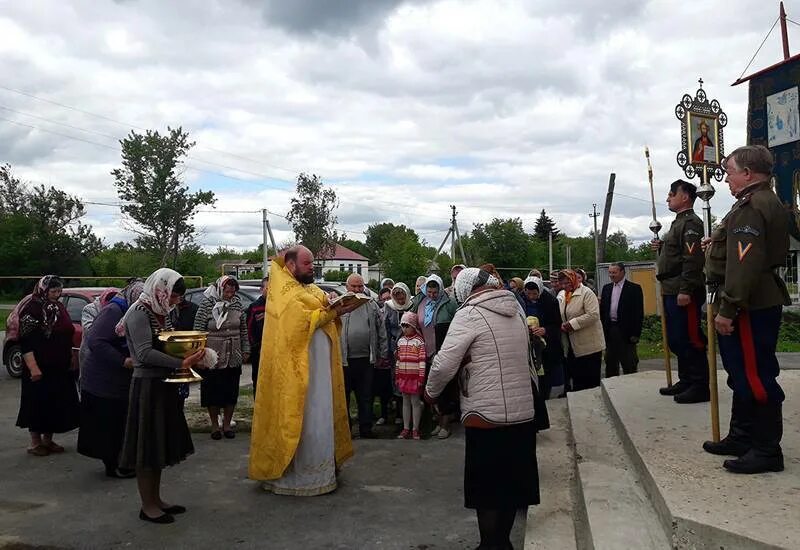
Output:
top-left (548, 231), bottom-right (553, 275)
top-left (431, 205), bottom-right (468, 270)
top-left (450, 205), bottom-right (457, 262)
top-left (598, 173), bottom-right (615, 263)
top-left (565, 245), bottom-right (572, 268)
top-left (590, 203), bottom-right (600, 270)
top-left (262, 209), bottom-right (269, 275)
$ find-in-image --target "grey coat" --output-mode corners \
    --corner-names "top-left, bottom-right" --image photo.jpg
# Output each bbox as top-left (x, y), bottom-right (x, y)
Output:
top-left (339, 299), bottom-right (388, 366)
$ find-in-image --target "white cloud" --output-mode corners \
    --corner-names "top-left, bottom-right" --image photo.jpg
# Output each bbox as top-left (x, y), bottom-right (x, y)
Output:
top-left (0, 0), bottom-right (795, 256)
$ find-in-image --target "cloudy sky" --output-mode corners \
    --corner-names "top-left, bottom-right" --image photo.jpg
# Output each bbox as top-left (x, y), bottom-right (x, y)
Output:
top-left (1, 0), bottom-right (797, 254)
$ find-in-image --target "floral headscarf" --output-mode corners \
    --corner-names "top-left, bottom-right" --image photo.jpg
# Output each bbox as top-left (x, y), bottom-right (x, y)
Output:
top-left (385, 282), bottom-right (413, 312)
top-left (138, 268), bottom-right (183, 317)
top-left (558, 269), bottom-right (579, 304)
top-left (20, 275), bottom-right (63, 338)
top-left (203, 275), bottom-right (241, 327)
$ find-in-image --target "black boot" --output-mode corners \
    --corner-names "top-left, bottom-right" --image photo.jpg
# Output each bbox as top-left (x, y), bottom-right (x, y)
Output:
top-left (703, 395), bottom-right (751, 456)
top-left (674, 384), bottom-right (710, 404)
top-left (659, 380), bottom-right (690, 396)
top-left (724, 403), bottom-right (784, 474)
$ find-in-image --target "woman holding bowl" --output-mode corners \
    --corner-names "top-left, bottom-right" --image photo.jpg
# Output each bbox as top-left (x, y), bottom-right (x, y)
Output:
top-left (118, 268), bottom-right (206, 524)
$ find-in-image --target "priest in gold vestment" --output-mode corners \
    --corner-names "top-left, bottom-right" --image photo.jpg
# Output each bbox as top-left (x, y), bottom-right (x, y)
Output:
top-left (249, 246), bottom-right (358, 495)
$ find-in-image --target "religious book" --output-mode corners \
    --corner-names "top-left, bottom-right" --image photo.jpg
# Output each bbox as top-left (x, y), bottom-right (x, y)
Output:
top-left (326, 292), bottom-right (371, 310)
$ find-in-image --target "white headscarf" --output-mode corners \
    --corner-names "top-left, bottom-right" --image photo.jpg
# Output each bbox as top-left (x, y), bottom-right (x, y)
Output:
top-left (455, 267), bottom-right (500, 304)
top-left (203, 275), bottom-right (239, 328)
top-left (385, 282), bottom-right (413, 311)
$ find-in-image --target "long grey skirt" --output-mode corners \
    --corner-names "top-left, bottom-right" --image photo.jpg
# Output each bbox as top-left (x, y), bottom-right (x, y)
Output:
top-left (119, 378), bottom-right (194, 471)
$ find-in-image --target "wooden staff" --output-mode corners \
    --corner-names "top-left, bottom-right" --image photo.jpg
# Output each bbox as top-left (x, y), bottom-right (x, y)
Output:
top-left (698, 165), bottom-right (720, 442)
top-left (645, 147), bottom-right (673, 387)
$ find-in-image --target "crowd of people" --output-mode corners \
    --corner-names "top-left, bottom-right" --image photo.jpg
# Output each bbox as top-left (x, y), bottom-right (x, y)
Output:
top-left (10, 144), bottom-right (792, 546)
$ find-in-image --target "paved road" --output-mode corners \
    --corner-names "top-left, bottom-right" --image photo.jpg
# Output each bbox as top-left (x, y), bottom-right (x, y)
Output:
top-left (0, 373), bottom-right (528, 550)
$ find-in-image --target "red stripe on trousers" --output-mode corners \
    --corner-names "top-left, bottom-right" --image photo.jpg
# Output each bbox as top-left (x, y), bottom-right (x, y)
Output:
top-left (737, 310), bottom-right (769, 404)
top-left (685, 301), bottom-right (705, 350)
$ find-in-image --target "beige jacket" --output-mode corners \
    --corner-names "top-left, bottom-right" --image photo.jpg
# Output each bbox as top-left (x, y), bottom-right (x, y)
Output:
top-left (426, 289), bottom-right (535, 425)
top-left (558, 285), bottom-right (605, 358)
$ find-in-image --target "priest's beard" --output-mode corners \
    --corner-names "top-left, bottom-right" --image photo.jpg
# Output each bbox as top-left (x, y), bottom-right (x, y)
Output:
top-left (296, 273), bottom-right (314, 284)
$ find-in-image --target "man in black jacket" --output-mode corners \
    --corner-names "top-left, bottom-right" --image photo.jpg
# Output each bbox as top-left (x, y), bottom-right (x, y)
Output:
top-left (246, 276), bottom-right (268, 391)
top-left (600, 262), bottom-right (644, 377)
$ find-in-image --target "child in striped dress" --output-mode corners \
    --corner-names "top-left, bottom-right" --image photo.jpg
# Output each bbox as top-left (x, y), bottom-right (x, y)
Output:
top-left (394, 312), bottom-right (427, 440)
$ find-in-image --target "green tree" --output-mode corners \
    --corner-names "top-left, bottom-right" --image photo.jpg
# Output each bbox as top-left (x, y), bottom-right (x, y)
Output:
top-left (286, 173), bottom-right (339, 258)
top-left (364, 223), bottom-right (418, 259)
top-left (338, 237), bottom-right (373, 261)
top-left (111, 127), bottom-right (216, 266)
top-left (0, 165), bottom-right (103, 290)
top-left (469, 218), bottom-right (533, 276)
top-left (533, 209), bottom-right (560, 240)
top-left (379, 231), bottom-right (429, 288)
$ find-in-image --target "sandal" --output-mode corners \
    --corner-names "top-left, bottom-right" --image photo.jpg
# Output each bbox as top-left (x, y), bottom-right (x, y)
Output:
top-left (397, 429), bottom-right (410, 439)
top-left (412, 430), bottom-right (421, 440)
top-left (27, 444), bottom-right (50, 457)
top-left (44, 441), bottom-right (65, 453)
top-left (210, 430), bottom-right (222, 440)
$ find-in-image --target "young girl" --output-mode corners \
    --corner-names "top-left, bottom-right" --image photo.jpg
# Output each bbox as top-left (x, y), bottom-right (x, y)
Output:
top-left (394, 312), bottom-right (427, 440)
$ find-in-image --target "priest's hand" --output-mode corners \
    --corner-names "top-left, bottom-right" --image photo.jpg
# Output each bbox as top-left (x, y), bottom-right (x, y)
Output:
top-left (333, 301), bottom-right (361, 316)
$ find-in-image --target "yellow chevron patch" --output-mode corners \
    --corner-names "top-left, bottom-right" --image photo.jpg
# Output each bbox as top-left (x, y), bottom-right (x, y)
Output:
top-left (737, 241), bottom-right (753, 262)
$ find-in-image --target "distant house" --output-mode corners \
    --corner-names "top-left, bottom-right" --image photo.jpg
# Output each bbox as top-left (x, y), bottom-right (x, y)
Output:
top-left (215, 258), bottom-right (260, 277)
top-left (268, 244), bottom-right (370, 279)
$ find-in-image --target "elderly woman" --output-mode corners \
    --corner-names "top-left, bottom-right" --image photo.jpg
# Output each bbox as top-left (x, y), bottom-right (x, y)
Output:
top-left (426, 268), bottom-right (539, 549)
top-left (194, 275), bottom-right (250, 440)
top-left (414, 274), bottom-right (458, 439)
top-left (382, 283), bottom-right (414, 424)
top-left (118, 268), bottom-right (206, 524)
top-left (509, 277), bottom-right (525, 295)
top-left (77, 280), bottom-right (144, 478)
top-left (557, 269), bottom-right (605, 392)
top-left (518, 276), bottom-right (565, 400)
top-left (16, 275), bottom-right (79, 456)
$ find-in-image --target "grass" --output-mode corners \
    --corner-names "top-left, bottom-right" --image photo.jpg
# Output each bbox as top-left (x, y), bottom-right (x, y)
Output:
top-left (184, 386), bottom-right (254, 433)
top-left (0, 310), bottom-right (10, 332)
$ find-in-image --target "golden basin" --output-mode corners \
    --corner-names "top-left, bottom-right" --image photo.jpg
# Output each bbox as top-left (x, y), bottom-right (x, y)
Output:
top-left (157, 331), bottom-right (207, 384)
top-left (158, 331), bottom-right (208, 358)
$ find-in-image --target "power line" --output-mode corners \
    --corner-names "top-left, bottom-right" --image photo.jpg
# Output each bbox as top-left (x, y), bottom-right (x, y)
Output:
top-left (737, 16), bottom-right (780, 81)
top-left (0, 84), bottom-right (301, 175)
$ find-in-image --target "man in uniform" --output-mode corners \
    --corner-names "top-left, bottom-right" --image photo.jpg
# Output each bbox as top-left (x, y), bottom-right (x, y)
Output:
top-left (652, 179), bottom-right (709, 403)
top-left (701, 145), bottom-right (790, 474)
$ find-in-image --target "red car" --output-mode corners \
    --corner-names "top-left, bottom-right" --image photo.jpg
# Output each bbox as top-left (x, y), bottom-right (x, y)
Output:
top-left (3, 287), bottom-right (109, 378)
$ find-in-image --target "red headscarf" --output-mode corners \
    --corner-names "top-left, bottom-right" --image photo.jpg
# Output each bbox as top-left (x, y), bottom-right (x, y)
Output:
top-left (558, 269), bottom-right (579, 304)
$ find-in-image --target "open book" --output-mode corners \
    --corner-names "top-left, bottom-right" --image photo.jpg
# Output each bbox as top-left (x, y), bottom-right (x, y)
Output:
top-left (326, 292), bottom-right (371, 310)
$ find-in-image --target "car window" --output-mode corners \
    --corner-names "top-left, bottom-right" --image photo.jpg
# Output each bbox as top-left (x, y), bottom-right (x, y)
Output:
top-left (65, 296), bottom-right (89, 322)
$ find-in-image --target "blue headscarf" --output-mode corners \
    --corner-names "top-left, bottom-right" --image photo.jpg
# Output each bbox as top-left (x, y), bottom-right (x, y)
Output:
top-left (423, 274), bottom-right (444, 327)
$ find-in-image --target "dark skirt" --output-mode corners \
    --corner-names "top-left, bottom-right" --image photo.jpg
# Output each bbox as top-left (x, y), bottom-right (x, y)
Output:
top-left (77, 390), bottom-right (129, 464)
top-left (200, 367), bottom-right (241, 407)
top-left (464, 421), bottom-right (540, 509)
top-left (119, 378), bottom-right (194, 471)
top-left (16, 367), bottom-right (79, 434)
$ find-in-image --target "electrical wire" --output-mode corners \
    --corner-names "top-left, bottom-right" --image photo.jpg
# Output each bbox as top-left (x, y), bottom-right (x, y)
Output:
top-left (737, 16), bottom-right (780, 81)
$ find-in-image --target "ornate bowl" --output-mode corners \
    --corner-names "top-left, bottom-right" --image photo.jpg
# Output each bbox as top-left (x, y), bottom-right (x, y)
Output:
top-left (157, 331), bottom-right (208, 358)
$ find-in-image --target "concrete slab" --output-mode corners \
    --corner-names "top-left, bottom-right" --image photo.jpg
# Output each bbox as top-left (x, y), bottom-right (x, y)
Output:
top-left (524, 399), bottom-right (578, 550)
top-left (567, 389), bottom-right (672, 550)
top-left (602, 371), bottom-right (800, 550)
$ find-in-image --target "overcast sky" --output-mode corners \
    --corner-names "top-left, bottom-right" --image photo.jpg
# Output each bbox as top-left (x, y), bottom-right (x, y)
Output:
top-left (1, 0), bottom-right (797, 254)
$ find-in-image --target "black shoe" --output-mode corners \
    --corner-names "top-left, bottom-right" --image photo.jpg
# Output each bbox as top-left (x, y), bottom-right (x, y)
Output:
top-left (702, 437), bottom-right (749, 457)
top-left (674, 385), bottom-right (710, 404)
top-left (106, 467), bottom-right (136, 479)
top-left (223, 430), bottom-right (235, 439)
top-left (139, 509), bottom-right (175, 524)
top-left (360, 431), bottom-right (379, 439)
top-left (160, 504), bottom-right (186, 515)
top-left (659, 381), bottom-right (689, 396)
top-left (211, 430), bottom-right (222, 440)
top-left (723, 450), bottom-right (784, 474)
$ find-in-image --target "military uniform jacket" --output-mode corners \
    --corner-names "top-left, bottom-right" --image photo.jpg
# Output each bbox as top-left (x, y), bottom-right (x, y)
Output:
top-left (656, 209), bottom-right (705, 295)
top-left (705, 181), bottom-right (791, 319)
